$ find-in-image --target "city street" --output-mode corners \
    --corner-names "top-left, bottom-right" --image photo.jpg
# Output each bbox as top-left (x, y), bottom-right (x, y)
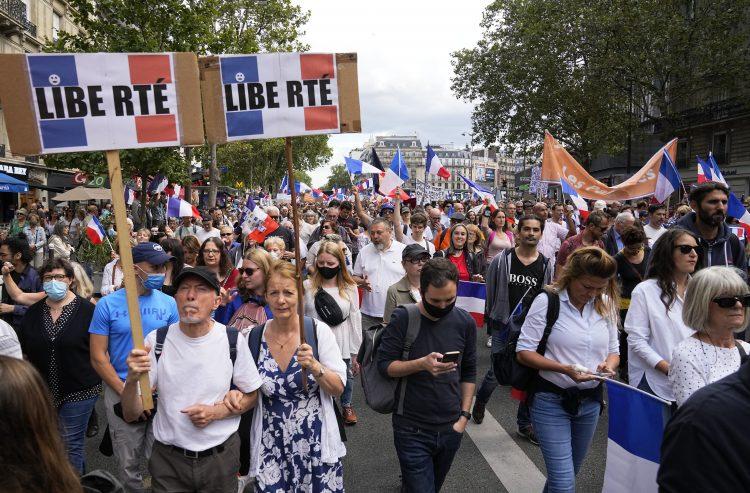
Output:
top-left (85, 335), bottom-right (609, 492)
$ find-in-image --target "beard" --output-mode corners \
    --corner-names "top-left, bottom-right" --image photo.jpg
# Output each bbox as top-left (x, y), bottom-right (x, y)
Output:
top-left (698, 207), bottom-right (725, 226)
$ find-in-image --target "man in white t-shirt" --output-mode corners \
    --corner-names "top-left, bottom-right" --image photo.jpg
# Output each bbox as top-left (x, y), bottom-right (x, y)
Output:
top-left (123, 267), bottom-right (261, 493)
top-left (353, 218), bottom-right (406, 329)
top-left (643, 203), bottom-right (668, 247)
top-left (196, 215), bottom-right (221, 245)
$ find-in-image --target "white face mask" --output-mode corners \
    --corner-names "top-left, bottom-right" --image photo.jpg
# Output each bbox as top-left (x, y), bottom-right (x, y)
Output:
top-left (269, 251), bottom-right (281, 259)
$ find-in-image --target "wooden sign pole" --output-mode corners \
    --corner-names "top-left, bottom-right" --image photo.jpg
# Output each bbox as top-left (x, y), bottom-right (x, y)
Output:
top-left (106, 150), bottom-right (153, 410)
top-left (284, 137), bottom-right (308, 389)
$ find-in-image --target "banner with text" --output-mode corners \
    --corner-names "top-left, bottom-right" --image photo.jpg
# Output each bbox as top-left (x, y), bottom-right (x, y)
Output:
top-left (200, 53), bottom-right (361, 143)
top-left (416, 179), bottom-right (448, 204)
top-left (541, 132), bottom-right (677, 201)
top-left (0, 53), bottom-right (204, 155)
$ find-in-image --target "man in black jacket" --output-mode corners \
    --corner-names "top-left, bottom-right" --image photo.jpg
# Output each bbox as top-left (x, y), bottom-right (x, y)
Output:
top-left (603, 212), bottom-right (635, 257)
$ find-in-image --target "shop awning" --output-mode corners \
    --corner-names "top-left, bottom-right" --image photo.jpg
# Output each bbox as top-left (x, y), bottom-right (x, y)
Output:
top-left (0, 173), bottom-right (28, 193)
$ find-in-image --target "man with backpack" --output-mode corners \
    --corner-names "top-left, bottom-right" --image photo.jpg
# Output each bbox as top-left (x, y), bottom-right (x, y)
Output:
top-left (473, 215), bottom-right (554, 444)
top-left (377, 258), bottom-right (477, 492)
top-left (122, 267), bottom-right (262, 493)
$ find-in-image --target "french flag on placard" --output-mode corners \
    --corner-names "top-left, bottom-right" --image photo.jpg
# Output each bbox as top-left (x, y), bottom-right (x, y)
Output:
top-left (85, 216), bottom-right (107, 245)
top-left (602, 379), bottom-right (670, 493)
top-left (455, 281), bottom-right (486, 327)
top-left (654, 149), bottom-right (681, 203)
top-left (242, 198), bottom-right (279, 243)
top-left (124, 185), bottom-right (135, 205)
top-left (345, 156), bottom-right (382, 175)
top-left (166, 197), bottom-right (201, 219)
top-left (727, 192), bottom-right (750, 240)
top-left (426, 145), bottom-right (450, 179)
top-left (379, 149), bottom-right (409, 195)
top-left (560, 177), bottom-right (589, 220)
top-left (696, 156), bottom-right (713, 184)
top-left (148, 174), bottom-right (168, 194)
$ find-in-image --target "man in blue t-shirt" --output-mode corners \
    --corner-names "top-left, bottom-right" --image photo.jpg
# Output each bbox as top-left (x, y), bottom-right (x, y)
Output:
top-left (90, 242), bottom-right (178, 493)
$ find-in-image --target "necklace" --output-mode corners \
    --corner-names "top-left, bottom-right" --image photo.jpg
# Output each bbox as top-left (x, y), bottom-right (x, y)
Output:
top-left (266, 329), bottom-right (298, 349)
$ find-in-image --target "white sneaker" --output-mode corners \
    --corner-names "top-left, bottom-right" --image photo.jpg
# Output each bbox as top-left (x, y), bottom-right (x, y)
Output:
top-left (486, 336), bottom-right (492, 348)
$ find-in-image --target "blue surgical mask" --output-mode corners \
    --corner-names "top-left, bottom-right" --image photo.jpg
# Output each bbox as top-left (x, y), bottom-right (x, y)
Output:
top-left (143, 273), bottom-right (165, 290)
top-left (43, 280), bottom-right (69, 301)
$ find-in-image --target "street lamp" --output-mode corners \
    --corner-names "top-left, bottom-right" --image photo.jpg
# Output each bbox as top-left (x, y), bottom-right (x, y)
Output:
top-left (462, 132), bottom-right (474, 195)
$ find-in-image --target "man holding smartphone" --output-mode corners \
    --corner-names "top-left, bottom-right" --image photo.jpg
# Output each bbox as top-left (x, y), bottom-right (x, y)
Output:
top-left (378, 258), bottom-right (477, 492)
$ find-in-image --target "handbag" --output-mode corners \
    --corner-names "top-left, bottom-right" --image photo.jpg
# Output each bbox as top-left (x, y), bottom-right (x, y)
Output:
top-left (314, 288), bottom-right (347, 327)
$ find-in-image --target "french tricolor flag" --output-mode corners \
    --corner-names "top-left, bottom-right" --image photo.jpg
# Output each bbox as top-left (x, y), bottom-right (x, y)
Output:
top-left (345, 156), bottom-right (381, 175)
top-left (426, 145), bottom-right (450, 179)
top-left (708, 152), bottom-right (728, 186)
top-left (602, 379), bottom-right (670, 493)
top-left (455, 281), bottom-right (486, 327)
top-left (166, 197), bottom-right (201, 219)
top-left (459, 173), bottom-right (497, 211)
top-left (311, 188), bottom-right (327, 199)
top-left (696, 156), bottom-right (713, 184)
top-left (242, 198), bottom-right (279, 243)
top-left (727, 192), bottom-right (750, 240)
top-left (654, 149), bottom-right (681, 203)
top-left (124, 185), bottom-right (135, 205)
top-left (560, 177), bottom-right (589, 221)
top-left (379, 149), bottom-right (409, 195)
top-left (85, 216), bottom-right (107, 245)
top-left (148, 174), bottom-right (168, 194)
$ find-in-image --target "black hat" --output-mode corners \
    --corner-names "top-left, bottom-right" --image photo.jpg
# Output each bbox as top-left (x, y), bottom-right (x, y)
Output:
top-left (173, 266), bottom-right (221, 294)
top-left (449, 212), bottom-right (465, 222)
top-left (402, 244), bottom-right (430, 261)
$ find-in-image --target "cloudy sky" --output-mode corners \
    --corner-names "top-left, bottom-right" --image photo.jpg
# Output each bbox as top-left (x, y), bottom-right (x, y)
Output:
top-left (297, 0), bottom-right (490, 186)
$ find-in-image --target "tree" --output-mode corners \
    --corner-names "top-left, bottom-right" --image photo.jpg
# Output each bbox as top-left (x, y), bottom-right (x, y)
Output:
top-left (452, 0), bottom-right (750, 163)
top-left (323, 164), bottom-right (353, 191)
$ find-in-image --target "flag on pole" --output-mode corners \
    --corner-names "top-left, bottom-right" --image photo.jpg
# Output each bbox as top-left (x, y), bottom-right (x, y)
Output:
top-left (602, 379), bottom-right (671, 493)
top-left (708, 152), bottom-right (728, 186)
top-left (357, 178), bottom-right (374, 191)
top-left (85, 216), bottom-right (107, 245)
top-left (165, 183), bottom-right (182, 198)
top-left (696, 156), bottom-right (713, 184)
top-left (654, 149), bottom-right (681, 203)
top-left (311, 188), bottom-right (327, 200)
top-left (379, 149), bottom-right (409, 195)
top-left (458, 173), bottom-right (497, 210)
top-left (345, 156), bottom-right (382, 175)
top-left (727, 192), bottom-right (750, 239)
top-left (242, 197), bottom-right (279, 243)
top-left (426, 145), bottom-right (450, 179)
top-left (280, 176), bottom-right (312, 193)
top-left (166, 197), bottom-right (201, 219)
top-left (560, 177), bottom-right (589, 220)
top-left (455, 281), bottom-right (486, 327)
top-left (124, 185), bottom-right (135, 205)
top-left (148, 174), bottom-right (168, 194)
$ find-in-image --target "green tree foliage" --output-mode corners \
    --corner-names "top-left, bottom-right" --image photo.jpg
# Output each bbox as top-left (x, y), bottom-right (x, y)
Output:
top-left (452, 0), bottom-right (750, 162)
top-left (323, 164), bottom-right (353, 191)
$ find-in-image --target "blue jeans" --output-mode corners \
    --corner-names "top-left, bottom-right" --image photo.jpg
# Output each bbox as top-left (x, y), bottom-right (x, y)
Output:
top-left (530, 391), bottom-right (600, 493)
top-left (393, 423), bottom-right (463, 492)
top-left (58, 396), bottom-right (98, 474)
top-left (341, 358), bottom-right (353, 407)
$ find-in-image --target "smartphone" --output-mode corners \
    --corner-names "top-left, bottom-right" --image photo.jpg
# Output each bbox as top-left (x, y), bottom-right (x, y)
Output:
top-left (483, 209), bottom-right (491, 217)
top-left (441, 351), bottom-right (461, 364)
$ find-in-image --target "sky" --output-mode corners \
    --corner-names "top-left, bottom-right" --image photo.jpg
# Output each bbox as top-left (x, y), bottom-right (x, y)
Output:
top-left (297, 0), bottom-right (490, 187)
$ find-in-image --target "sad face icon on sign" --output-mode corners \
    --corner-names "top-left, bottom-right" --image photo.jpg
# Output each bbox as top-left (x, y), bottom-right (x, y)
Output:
top-left (235, 72), bottom-right (245, 83)
top-left (48, 74), bottom-right (60, 86)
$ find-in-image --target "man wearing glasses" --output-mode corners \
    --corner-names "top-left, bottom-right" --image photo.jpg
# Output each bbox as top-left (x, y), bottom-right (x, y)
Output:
top-left (306, 206), bottom-right (353, 253)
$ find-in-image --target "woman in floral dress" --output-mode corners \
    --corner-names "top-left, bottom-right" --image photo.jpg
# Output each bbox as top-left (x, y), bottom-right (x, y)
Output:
top-left (248, 260), bottom-right (348, 492)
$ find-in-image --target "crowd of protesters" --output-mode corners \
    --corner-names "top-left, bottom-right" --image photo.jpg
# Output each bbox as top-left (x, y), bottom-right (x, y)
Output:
top-left (1, 180), bottom-right (750, 492)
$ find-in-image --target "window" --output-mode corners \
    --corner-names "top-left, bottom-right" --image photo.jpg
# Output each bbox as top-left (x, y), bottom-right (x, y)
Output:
top-left (712, 132), bottom-right (729, 165)
top-left (20, 0), bottom-right (29, 18)
top-left (676, 139), bottom-right (689, 169)
top-left (52, 12), bottom-right (61, 40)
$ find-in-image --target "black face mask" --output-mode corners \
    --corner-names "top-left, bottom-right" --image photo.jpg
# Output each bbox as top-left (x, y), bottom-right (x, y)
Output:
top-left (423, 299), bottom-right (456, 319)
top-left (318, 265), bottom-right (341, 280)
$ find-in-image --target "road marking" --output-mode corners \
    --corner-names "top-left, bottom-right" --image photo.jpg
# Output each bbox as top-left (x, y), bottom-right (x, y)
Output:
top-left (465, 404), bottom-right (547, 493)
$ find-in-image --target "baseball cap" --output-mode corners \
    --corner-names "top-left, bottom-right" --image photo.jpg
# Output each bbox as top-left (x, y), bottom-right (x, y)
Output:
top-left (380, 203), bottom-right (395, 214)
top-left (16, 208), bottom-right (27, 216)
top-left (402, 244), bottom-right (430, 261)
top-left (173, 266), bottom-right (221, 295)
top-left (132, 242), bottom-right (174, 265)
top-left (450, 212), bottom-right (465, 222)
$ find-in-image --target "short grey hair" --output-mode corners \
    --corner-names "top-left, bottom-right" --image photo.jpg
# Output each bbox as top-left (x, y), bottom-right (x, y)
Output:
top-left (614, 212), bottom-right (635, 225)
top-left (369, 217), bottom-right (392, 231)
top-left (264, 205), bottom-right (279, 215)
top-left (683, 266), bottom-right (750, 333)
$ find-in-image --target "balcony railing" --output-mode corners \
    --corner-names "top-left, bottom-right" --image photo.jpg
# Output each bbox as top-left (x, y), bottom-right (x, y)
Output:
top-left (0, 0), bottom-right (37, 37)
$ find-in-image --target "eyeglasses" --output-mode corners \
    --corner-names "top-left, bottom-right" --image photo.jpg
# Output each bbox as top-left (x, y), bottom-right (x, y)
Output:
top-left (268, 216), bottom-right (279, 221)
top-left (407, 257), bottom-right (429, 265)
top-left (42, 274), bottom-right (68, 282)
top-left (712, 294), bottom-right (750, 308)
top-left (203, 249), bottom-right (221, 255)
top-left (674, 244), bottom-right (701, 255)
top-left (238, 267), bottom-right (259, 276)
top-left (220, 233), bottom-right (233, 237)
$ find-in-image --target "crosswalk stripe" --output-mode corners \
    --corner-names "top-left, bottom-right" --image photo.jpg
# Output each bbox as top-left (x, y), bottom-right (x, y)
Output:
top-left (465, 404), bottom-right (547, 493)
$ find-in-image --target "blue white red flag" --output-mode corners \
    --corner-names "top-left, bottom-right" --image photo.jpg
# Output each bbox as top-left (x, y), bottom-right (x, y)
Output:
top-left (166, 197), bottom-right (201, 219)
top-left (602, 379), bottom-right (670, 493)
top-left (280, 176), bottom-right (312, 193)
top-left (426, 145), bottom-right (450, 179)
top-left (242, 198), bottom-right (279, 243)
top-left (379, 149), bottom-right (409, 195)
top-left (311, 188), bottom-right (327, 199)
top-left (708, 152), bottom-right (728, 186)
top-left (345, 156), bottom-right (382, 175)
top-left (124, 185), bottom-right (135, 205)
top-left (727, 192), bottom-right (750, 240)
top-left (654, 149), bottom-right (681, 203)
top-left (455, 281), bottom-right (486, 327)
top-left (148, 174), bottom-right (168, 194)
top-left (560, 177), bottom-right (589, 221)
top-left (459, 173), bottom-right (497, 210)
top-left (696, 156), bottom-right (713, 184)
top-left (357, 178), bottom-right (374, 191)
top-left (85, 216), bottom-right (107, 245)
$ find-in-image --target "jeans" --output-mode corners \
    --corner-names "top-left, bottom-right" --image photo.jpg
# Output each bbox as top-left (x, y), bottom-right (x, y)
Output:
top-left (393, 423), bottom-right (463, 492)
top-left (58, 396), bottom-right (98, 474)
top-left (530, 391), bottom-right (601, 493)
top-left (341, 358), bottom-right (354, 407)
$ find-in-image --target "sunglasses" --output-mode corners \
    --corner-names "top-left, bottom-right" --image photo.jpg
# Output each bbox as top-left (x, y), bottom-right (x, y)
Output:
top-left (220, 233), bottom-right (233, 237)
top-left (674, 244), bottom-right (701, 255)
top-left (712, 295), bottom-right (750, 308)
top-left (238, 267), bottom-right (259, 276)
top-left (407, 257), bottom-right (429, 265)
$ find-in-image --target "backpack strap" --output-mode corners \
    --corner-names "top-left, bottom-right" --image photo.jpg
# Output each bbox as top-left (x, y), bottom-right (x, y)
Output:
top-left (226, 326), bottom-right (239, 366)
top-left (304, 317), bottom-right (319, 360)
top-left (736, 340), bottom-right (748, 364)
top-left (249, 323), bottom-right (267, 363)
top-left (396, 304), bottom-right (422, 416)
top-left (536, 291), bottom-right (560, 356)
top-left (154, 325), bottom-right (170, 363)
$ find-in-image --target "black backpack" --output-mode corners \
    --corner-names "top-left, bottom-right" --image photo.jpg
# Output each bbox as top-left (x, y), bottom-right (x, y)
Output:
top-left (493, 290), bottom-right (559, 391)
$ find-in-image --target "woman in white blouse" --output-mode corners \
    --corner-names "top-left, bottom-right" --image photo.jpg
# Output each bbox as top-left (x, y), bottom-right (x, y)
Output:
top-left (517, 247), bottom-right (620, 493)
top-left (624, 229), bottom-right (700, 401)
top-left (304, 240), bottom-right (362, 425)
top-left (670, 266), bottom-right (750, 406)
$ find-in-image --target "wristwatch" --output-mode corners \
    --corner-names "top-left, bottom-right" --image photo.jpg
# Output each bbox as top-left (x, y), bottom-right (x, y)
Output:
top-left (459, 410), bottom-right (471, 421)
top-left (315, 365), bottom-right (326, 378)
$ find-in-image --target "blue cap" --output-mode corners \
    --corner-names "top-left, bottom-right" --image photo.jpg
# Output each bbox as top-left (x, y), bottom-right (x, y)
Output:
top-left (132, 242), bottom-right (173, 265)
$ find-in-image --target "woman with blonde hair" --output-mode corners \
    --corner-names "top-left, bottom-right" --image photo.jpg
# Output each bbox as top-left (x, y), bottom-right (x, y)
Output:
top-left (670, 266), bottom-right (750, 406)
top-left (517, 246), bottom-right (620, 493)
top-left (217, 248), bottom-right (274, 332)
top-left (304, 240), bottom-right (362, 425)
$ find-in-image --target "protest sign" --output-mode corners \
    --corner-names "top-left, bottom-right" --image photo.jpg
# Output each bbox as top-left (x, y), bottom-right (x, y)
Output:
top-left (416, 179), bottom-right (448, 204)
top-left (541, 132), bottom-right (677, 201)
top-left (0, 53), bottom-right (204, 154)
top-left (200, 52), bottom-right (361, 142)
